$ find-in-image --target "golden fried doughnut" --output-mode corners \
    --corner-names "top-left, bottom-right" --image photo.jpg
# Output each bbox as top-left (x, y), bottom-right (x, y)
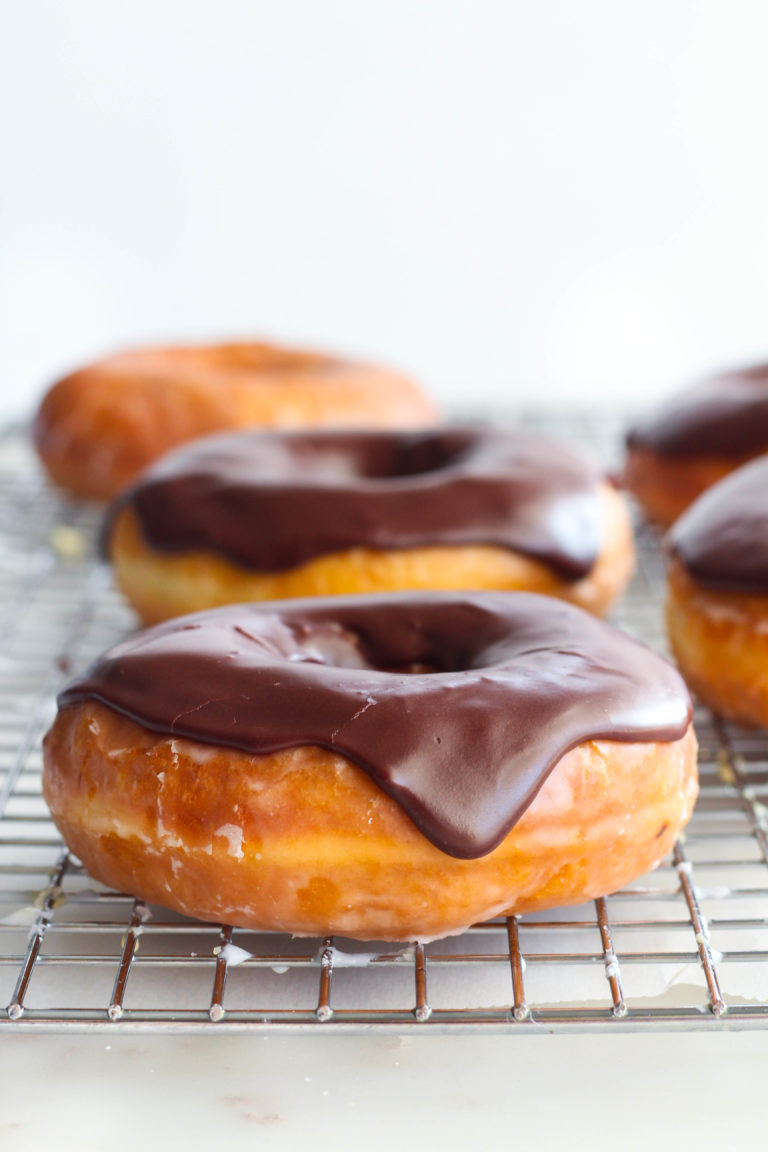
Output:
top-left (43, 594), bottom-right (696, 941)
top-left (666, 457), bottom-right (768, 725)
top-left (103, 427), bottom-right (635, 623)
top-left (626, 363), bottom-right (768, 526)
top-left (624, 449), bottom-right (735, 529)
top-left (34, 341), bottom-right (437, 500)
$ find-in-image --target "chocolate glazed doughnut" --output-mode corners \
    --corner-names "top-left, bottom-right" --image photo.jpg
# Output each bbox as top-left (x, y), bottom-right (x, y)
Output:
top-left (103, 426), bottom-right (634, 623)
top-left (33, 341), bottom-right (437, 500)
top-left (666, 456), bottom-right (768, 726)
top-left (43, 592), bottom-right (697, 941)
top-left (626, 363), bottom-right (768, 525)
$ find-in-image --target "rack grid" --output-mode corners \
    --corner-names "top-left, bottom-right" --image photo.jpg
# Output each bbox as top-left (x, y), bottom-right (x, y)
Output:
top-left (2, 417), bottom-right (768, 1033)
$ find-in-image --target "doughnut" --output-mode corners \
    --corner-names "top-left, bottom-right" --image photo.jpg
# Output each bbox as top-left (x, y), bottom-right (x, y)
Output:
top-left (33, 341), bottom-right (437, 500)
top-left (666, 456), bottom-right (768, 726)
top-left (625, 362), bottom-right (768, 525)
top-left (42, 592), bottom-right (697, 941)
top-left (103, 426), bottom-right (635, 624)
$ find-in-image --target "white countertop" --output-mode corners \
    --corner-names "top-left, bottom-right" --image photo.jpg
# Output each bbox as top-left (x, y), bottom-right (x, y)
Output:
top-left (2, 1030), bottom-right (767, 1151)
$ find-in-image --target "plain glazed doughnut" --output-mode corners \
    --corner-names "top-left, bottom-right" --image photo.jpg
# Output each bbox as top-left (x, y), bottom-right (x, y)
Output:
top-left (626, 363), bottom-right (768, 526)
top-left (666, 456), bottom-right (768, 726)
top-left (103, 426), bottom-right (635, 623)
top-left (43, 593), bottom-right (696, 941)
top-left (33, 341), bottom-right (437, 500)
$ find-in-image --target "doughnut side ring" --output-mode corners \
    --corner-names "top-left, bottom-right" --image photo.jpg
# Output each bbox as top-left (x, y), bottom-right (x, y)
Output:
top-left (666, 557), bottom-right (768, 726)
top-left (624, 447), bottom-right (737, 528)
top-left (625, 362), bottom-right (768, 525)
top-left (43, 701), bottom-right (697, 941)
top-left (34, 342), bottom-right (437, 500)
top-left (664, 456), bottom-right (768, 725)
top-left (103, 427), bottom-right (635, 622)
top-left (108, 481), bottom-right (633, 624)
top-left (42, 593), bottom-right (695, 941)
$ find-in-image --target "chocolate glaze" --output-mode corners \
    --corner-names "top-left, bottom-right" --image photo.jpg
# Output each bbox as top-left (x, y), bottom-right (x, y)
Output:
top-left (103, 427), bottom-right (604, 580)
top-left (58, 592), bottom-right (692, 859)
top-left (666, 456), bottom-right (768, 593)
top-left (627, 364), bottom-right (768, 458)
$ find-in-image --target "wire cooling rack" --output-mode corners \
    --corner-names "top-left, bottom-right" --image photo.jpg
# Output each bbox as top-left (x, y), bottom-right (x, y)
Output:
top-left (2, 416), bottom-right (768, 1033)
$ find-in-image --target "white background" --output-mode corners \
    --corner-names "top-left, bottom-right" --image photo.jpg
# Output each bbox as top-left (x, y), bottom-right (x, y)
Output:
top-left (2, 0), bottom-right (768, 421)
top-left (4, 8), bottom-right (768, 1140)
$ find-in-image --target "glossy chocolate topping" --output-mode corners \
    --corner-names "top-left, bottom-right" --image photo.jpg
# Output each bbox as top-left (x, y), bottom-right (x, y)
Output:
top-left (627, 364), bottom-right (768, 458)
top-left (58, 592), bottom-right (692, 859)
top-left (103, 427), bottom-right (604, 580)
top-left (666, 456), bottom-right (768, 593)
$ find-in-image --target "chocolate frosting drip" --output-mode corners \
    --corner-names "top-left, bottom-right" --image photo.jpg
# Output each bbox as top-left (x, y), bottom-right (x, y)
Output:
top-left (103, 427), bottom-right (604, 581)
top-left (627, 364), bottom-right (768, 458)
top-left (58, 592), bottom-right (692, 859)
top-left (666, 456), bottom-right (768, 593)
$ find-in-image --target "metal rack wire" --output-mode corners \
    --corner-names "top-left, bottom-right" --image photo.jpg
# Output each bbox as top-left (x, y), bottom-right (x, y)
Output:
top-left (2, 417), bottom-right (768, 1032)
